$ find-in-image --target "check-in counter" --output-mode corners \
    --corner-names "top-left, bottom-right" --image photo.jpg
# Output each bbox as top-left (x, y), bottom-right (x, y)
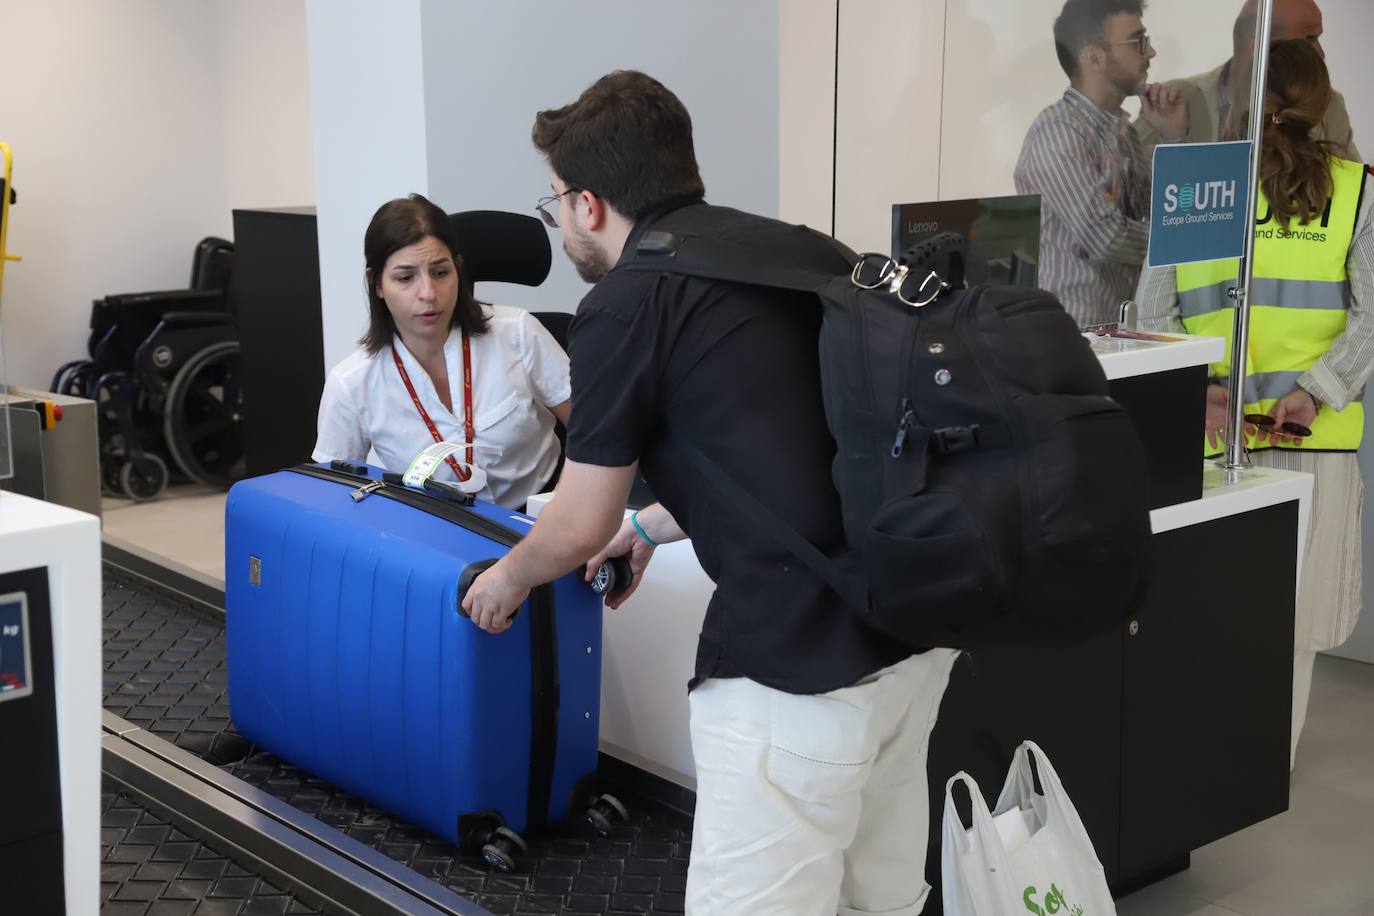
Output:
top-left (0, 491), bottom-right (102, 914)
top-left (527, 331), bottom-right (1313, 898)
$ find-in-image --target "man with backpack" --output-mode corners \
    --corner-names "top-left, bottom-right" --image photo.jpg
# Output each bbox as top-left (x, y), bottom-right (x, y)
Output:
top-left (461, 69), bottom-right (960, 915)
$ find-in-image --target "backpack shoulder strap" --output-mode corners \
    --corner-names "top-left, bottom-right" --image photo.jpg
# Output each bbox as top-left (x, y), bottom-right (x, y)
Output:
top-left (677, 437), bottom-right (868, 614)
top-left (620, 205), bottom-right (852, 295)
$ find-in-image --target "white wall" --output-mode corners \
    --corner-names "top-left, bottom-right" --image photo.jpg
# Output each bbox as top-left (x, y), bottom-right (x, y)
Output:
top-left (833, 0), bottom-right (946, 254)
top-left (779, 0), bottom-right (838, 233)
top-left (0, 0), bottom-right (314, 393)
top-left (417, 0), bottom-right (780, 321)
top-left (305, 0), bottom-right (430, 372)
top-left (215, 1), bottom-right (316, 214)
top-left (0, 1), bottom-right (227, 391)
top-left (1321, 0), bottom-right (1374, 156)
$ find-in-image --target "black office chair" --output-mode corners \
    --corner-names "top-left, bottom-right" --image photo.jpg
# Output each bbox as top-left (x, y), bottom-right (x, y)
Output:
top-left (447, 209), bottom-right (574, 349)
top-left (448, 210), bottom-right (580, 493)
top-left (447, 209), bottom-right (655, 508)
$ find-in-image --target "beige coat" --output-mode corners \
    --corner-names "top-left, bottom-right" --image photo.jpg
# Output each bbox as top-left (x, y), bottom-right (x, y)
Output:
top-left (1136, 61), bottom-right (1360, 160)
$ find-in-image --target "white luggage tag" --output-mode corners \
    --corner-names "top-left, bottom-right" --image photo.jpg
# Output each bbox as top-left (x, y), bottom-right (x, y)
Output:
top-left (402, 441), bottom-right (491, 495)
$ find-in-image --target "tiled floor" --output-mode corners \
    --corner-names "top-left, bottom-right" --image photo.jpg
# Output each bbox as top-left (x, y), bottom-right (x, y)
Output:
top-left (102, 486), bottom-right (228, 581)
top-left (1117, 654), bottom-right (1374, 916)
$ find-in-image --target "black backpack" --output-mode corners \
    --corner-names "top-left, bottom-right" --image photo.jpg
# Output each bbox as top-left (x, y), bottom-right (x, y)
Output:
top-left (623, 204), bottom-right (1152, 649)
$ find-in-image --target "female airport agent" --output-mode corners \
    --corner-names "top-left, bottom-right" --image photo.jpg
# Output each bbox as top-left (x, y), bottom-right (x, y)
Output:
top-left (313, 194), bottom-right (572, 509)
top-left (1135, 40), bottom-right (1374, 767)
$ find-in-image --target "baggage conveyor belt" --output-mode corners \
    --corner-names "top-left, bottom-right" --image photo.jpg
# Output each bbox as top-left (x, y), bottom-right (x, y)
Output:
top-left (100, 777), bottom-right (324, 916)
top-left (100, 564), bottom-right (692, 916)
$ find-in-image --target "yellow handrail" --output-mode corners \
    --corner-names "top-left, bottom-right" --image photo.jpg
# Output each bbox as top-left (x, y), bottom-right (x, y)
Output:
top-left (0, 141), bottom-right (20, 297)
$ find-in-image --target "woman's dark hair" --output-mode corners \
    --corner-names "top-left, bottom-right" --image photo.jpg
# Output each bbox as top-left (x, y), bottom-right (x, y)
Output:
top-left (359, 194), bottom-right (487, 354)
top-left (1260, 40), bottom-right (1336, 230)
top-left (531, 70), bottom-right (705, 220)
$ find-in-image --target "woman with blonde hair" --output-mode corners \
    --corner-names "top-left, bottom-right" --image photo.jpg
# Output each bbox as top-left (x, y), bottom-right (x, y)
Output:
top-left (1136, 38), bottom-right (1374, 767)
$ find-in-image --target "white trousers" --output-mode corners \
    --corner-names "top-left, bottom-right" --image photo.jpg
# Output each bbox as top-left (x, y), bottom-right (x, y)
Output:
top-left (685, 648), bottom-right (960, 916)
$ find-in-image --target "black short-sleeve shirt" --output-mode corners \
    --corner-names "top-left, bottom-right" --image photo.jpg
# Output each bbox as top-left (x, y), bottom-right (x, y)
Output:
top-left (566, 200), bottom-right (913, 695)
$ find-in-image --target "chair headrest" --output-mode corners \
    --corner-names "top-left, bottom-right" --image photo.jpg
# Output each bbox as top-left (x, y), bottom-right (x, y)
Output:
top-left (448, 210), bottom-right (552, 288)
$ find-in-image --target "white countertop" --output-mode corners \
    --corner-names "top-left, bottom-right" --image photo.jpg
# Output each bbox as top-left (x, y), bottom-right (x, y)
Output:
top-left (1150, 463), bottom-right (1312, 536)
top-left (1088, 332), bottom-right (1225, 381)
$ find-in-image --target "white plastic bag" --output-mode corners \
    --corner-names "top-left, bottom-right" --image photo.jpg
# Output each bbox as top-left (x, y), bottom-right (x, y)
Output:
top-left (942, 740), bottom-right (1116, 916)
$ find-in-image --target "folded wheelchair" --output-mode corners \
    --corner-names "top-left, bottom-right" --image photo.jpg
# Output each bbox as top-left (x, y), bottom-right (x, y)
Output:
top-left (51, 236), bottom-right (245, 501)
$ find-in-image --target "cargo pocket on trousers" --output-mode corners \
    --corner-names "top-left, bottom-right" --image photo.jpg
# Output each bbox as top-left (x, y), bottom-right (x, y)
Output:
top-left (766, 681), bottom-right (881, 804)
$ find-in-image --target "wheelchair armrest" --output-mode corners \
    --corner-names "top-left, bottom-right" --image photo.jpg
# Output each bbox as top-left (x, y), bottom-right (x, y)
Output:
top-left (101, 288), bottom-right (224, 310)
top-left (158, 311), bottom-right (234, 330)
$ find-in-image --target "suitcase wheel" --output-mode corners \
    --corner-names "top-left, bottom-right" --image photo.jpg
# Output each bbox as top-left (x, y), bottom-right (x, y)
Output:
top-left (458, 809), bottom-right (504, 854)
top-left (585, 792), bottom-right (629, 837)
top-left (590, 555), bottom-right (634, 599)
top-left (481, 826), bottom-right (528, 872)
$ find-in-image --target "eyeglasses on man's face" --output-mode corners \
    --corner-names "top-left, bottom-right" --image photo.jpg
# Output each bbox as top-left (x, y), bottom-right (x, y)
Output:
top-left (1107, 33), bottom-right (1152, 55)
top-left (535, 187), bottom-right (583, 229)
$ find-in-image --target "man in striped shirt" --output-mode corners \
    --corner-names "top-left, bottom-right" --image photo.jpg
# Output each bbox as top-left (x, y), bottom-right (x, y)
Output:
top-left (1015, 0), bottom-right (1188, 326)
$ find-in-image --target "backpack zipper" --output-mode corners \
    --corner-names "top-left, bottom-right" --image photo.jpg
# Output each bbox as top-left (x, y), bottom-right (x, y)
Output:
top-left (891, 398), bottom-right (915, 458)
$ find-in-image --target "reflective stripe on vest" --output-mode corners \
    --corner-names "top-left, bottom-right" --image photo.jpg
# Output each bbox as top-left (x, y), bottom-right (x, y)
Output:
top-left (1178, 276), bottom-right (1351, 319)
top-left (1178, 156), bottom-right (1368, 453)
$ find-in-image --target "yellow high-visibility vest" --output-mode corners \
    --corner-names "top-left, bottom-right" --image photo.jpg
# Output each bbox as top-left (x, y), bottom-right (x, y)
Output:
top-left (1177, 156), bottom-right (1367, 456)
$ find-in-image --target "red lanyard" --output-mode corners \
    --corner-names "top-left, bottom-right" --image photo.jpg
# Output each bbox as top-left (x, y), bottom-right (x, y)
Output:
top-left (391, 334), bottom-right (474, 481)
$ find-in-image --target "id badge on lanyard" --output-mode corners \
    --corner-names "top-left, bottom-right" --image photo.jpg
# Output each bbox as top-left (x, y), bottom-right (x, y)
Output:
top-left (392, 335), bottom-right (475, 481)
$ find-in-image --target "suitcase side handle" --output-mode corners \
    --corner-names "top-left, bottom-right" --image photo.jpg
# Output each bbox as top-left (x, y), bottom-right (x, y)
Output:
top-left (456, 559), bottom-right (504, 618)
top-left (456, 554), bottom-right (634, 618)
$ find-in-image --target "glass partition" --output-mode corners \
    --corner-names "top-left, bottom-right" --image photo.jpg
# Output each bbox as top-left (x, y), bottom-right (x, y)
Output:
top-left (834, 0), bottom-right (1260, 326)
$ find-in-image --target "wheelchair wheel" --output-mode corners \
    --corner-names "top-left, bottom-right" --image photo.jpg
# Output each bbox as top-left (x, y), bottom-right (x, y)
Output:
top-left (119, 453), bottom-right (169, 502)
top-left (163, 340), bottom-right (246, 489)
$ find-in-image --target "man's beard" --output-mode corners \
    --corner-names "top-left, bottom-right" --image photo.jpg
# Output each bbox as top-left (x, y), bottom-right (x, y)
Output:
top-left (1108, 61), bottom-right (1146, 99)
top-left (563, 224), bottom-right (612, 283)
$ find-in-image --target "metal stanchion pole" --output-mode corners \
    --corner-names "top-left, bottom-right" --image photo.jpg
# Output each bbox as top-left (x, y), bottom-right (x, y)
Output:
top-left (1223, 0), bottom-right (1275, 474)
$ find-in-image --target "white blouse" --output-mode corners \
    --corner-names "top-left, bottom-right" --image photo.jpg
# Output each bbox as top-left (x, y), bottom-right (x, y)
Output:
top-left (312, 304), bottom-right (571, 508)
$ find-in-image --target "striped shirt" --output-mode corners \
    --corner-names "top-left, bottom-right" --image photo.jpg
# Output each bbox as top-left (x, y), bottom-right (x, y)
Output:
top-left (1136, 168), bottom-right (1374, 411)
top-left (1015, 88), bottom-right (1152, 327)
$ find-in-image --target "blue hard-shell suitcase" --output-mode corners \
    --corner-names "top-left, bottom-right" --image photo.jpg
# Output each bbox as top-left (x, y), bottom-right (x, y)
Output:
top-left (225, 461), bottom-right (606, 859)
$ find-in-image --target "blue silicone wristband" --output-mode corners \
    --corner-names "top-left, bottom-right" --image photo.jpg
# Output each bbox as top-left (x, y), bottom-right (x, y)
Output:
top-left (630, 511), bottom-right (658, 547)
